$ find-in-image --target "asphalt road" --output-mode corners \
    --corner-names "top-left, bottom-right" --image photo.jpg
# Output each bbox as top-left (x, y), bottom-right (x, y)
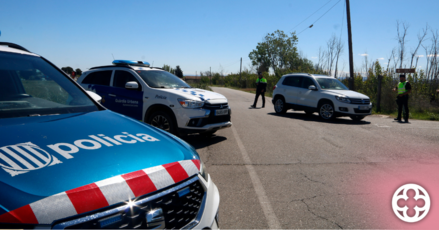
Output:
top-left (181, 87), bottom-right (439, 229)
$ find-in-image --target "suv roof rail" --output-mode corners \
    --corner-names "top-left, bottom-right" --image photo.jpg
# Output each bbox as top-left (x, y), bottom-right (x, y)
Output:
top-left (89, 65), bottom-right (134, 70)
top-left (0, 42), bottom-right (30, 52)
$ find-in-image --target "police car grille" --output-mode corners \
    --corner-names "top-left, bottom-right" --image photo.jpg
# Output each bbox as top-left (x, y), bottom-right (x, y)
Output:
top-left (203, 103), bottom-right (228, 109)
top-left (350, 98), bottom-right (370, 104)
top-left (56, 177), bottom-right (205, 229)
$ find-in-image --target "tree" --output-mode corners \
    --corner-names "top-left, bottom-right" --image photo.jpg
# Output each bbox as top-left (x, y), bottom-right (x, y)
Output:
top-left (174, 65), bottom-right (183, 78)
top-left (249, 30), bottom-right (299, 74)
top-left (162, 64), bottom-right (175, 74)
top-left (61, 66), bottom-right (74, 75)
top-left (75, 68), bottom-right (83, 76)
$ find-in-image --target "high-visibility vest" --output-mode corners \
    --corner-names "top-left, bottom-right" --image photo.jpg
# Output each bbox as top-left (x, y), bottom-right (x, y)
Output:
top-left (398, 81), bottom-right (408, 95)
top-left (256, 78), bottom-right (267, 84)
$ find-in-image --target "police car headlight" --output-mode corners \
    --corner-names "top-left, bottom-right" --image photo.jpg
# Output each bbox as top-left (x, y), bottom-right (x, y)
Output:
top-left (335, 96), bottom-right (351, 104)
top-left (200, 161), bottom-right (208, 182)
top-left (178, 98), bottom-right (204, 109)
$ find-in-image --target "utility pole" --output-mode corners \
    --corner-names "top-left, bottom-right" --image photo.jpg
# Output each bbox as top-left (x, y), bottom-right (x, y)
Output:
top-left (346, 0), bottom-right (355, 90)
top-left (239, 57), bottom-right (242, 88)
top-left (210, 67), bottom-right (212, 85)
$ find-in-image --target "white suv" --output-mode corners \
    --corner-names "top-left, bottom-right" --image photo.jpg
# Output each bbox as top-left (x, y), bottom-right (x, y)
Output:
top-left (77, 60), bottom-right (232, 135)
top-left (272, 73), bottom-right (372, 121)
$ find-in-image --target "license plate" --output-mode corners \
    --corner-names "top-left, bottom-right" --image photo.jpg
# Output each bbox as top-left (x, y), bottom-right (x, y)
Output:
top-left (215, 109), bottom-right (228, 116)
top-left (358, 106), bottom-right (369, 110)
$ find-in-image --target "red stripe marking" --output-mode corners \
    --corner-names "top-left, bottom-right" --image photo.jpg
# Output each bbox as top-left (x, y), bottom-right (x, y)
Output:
top-left (66, 183), bottom-right (109, 214)
top-left (163, 162), bottom-right (189, 183)
top-left (0, 205), bottom-right (38, 224)
top-left (191, 159), bottom-right (201, 170)
top-left (121, 170), bottom-right (157, 197)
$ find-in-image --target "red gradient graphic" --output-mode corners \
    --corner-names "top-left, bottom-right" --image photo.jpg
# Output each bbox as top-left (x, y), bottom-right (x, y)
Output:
top-left (351, 162), bottom-right (439, 229)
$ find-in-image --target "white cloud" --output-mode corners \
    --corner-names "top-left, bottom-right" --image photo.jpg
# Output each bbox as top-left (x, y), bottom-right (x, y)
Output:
top-left (359, 53), bottom-right (368, 56)
top-left (417, 55), bottom-right (424, 57)
top-left (378, 57), bottom-right (384, 60)
top-left (427, 54), bottom-right (439, 57)
top-left (311, 56), bottom-right (317, 59)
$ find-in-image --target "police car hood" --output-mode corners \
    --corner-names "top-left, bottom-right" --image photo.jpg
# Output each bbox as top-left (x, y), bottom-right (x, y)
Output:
top-left (0, 110), bottom-right (199, 216)
top-left (323, 90), bottom-right (369, 99)
top-left (157, 88), bottom-right (228, 104)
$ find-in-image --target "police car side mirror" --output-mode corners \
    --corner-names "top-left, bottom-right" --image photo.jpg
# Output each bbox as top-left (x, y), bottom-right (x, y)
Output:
top-left (125, 81), bottom-right (139, 90)
top-left (86, 91), bottom-right (102, 103)
top-left (308, 85), bottom-right (317, 91)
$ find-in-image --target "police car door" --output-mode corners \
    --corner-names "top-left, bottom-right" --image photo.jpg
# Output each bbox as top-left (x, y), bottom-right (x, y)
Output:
top-left (108, 70), bottom-right (143, 120)
top-left (80, 70), bottom-right (113, 106)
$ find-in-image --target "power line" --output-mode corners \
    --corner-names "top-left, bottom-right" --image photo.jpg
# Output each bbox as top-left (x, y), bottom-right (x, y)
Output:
top-left (297, 0), bottom-right (342, 36)
top-left (339, 0), bottom-right (346, 39)
top-left (289, 0), bottom-right (334, 32)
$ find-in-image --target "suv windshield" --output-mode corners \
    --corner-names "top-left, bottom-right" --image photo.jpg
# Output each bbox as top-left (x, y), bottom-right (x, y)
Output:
top-left (0, 51), bottom-right (98, 119)
top-left (136, 70), bottom-right (191, 88)
top-left (315, 78), bottom-right (349, 90)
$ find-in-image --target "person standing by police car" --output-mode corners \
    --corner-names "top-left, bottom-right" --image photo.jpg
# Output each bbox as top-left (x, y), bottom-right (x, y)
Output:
top-left (251, 72), bottom-right (267, 108)
top-left (392, 74), bottom-right (411, 122)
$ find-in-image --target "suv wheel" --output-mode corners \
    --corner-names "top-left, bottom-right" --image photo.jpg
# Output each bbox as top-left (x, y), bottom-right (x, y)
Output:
top-left (274, 97), bottom-right (287, 114)
top-left (148, 111), bottom-right (176, 134)
top-left (350, 115), bottom-right (365, 121)
top-left (318, 102), bottom-right (335, 120)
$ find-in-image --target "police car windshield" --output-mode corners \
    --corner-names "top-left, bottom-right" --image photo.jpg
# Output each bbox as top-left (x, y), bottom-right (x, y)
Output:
top-left (0, 52), bottom-right (99, 119)
top-left (136, 70), bottom-right (191, 89)
top-left (316, 78), bottom-right (349, 90)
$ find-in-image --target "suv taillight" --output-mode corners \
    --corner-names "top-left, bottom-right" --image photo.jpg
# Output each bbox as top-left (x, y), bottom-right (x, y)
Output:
top-left (273, 85), bottom-right (277, 90)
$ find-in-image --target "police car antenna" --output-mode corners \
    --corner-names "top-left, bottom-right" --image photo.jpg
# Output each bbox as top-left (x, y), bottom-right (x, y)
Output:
top-left (111, 53), bottom-right (115, 60)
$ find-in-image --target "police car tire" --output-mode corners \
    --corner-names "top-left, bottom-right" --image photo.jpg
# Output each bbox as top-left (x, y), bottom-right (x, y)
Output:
top-left (350, 115), bottom-right (365, 121)
top-left (147, 111), bottom-right (177, 134)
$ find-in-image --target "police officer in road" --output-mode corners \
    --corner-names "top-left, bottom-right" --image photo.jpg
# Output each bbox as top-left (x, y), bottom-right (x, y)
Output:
top-left (251, 72), bottom-right (267, 108)
top-left (393, 74), bottom-right (412, 123)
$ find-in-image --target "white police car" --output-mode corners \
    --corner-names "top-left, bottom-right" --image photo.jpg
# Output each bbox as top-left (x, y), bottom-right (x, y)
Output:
top-left (77, 61), bottom-right (232, 136)
top-left (0, 43), bottom-right (219, 229)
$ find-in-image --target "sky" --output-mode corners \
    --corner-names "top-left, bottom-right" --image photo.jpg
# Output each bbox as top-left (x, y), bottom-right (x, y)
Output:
top-left (1, 0), bottom-right (438, 76)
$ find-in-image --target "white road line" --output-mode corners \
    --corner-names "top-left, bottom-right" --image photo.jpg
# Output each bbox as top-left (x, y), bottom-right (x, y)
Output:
top-left (231, 125), bottom-right (281, 229)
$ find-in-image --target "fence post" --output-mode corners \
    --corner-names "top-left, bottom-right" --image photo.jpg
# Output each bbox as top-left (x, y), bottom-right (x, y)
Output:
top-left (377, 75), bottom-right (383, 113)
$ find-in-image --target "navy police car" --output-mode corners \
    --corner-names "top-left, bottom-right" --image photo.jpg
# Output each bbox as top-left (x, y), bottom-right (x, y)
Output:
top-left (77, 61), bottom-right (232, 136)
top-left (0, 43), bottom-right (219, 229)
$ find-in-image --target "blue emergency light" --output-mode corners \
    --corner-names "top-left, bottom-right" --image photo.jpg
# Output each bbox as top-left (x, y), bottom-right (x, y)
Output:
top-left (112, 60), bottom-right (150, 67)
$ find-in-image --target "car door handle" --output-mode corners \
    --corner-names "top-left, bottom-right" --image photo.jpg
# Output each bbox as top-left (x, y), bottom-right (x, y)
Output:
top-left (108, 94), bottom-right (116, 97)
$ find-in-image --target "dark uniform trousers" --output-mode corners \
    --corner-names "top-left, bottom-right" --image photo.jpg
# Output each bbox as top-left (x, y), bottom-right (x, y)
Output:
top-left (396, 95), bottom-right (409, 120)
top-left (253, 90), bottom-right (265, 107)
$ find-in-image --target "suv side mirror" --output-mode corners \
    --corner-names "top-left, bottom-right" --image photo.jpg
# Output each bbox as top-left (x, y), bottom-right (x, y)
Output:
top-left (308, 85), bottom-right (317, 91)
top-left (125, 81), bottom-right (139, 90)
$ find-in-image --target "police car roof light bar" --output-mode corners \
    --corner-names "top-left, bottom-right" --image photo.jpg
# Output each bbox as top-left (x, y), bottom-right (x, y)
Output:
top-left (112, 60), bottom-right (150, 67)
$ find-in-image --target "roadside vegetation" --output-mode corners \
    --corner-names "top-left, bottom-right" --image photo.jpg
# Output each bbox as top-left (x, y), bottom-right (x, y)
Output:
top-left (189, 24), bottom-right (439, 121)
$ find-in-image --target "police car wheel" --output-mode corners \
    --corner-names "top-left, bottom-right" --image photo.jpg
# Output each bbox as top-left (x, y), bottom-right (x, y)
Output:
top-left (350, 115), bottom-right (365, 121)
top-left (148, 111), bottom-right (176, 134)
top-left (318, 102), bottom-right (335, 120)
top-left (274, 98), bottom-right (287, 114)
